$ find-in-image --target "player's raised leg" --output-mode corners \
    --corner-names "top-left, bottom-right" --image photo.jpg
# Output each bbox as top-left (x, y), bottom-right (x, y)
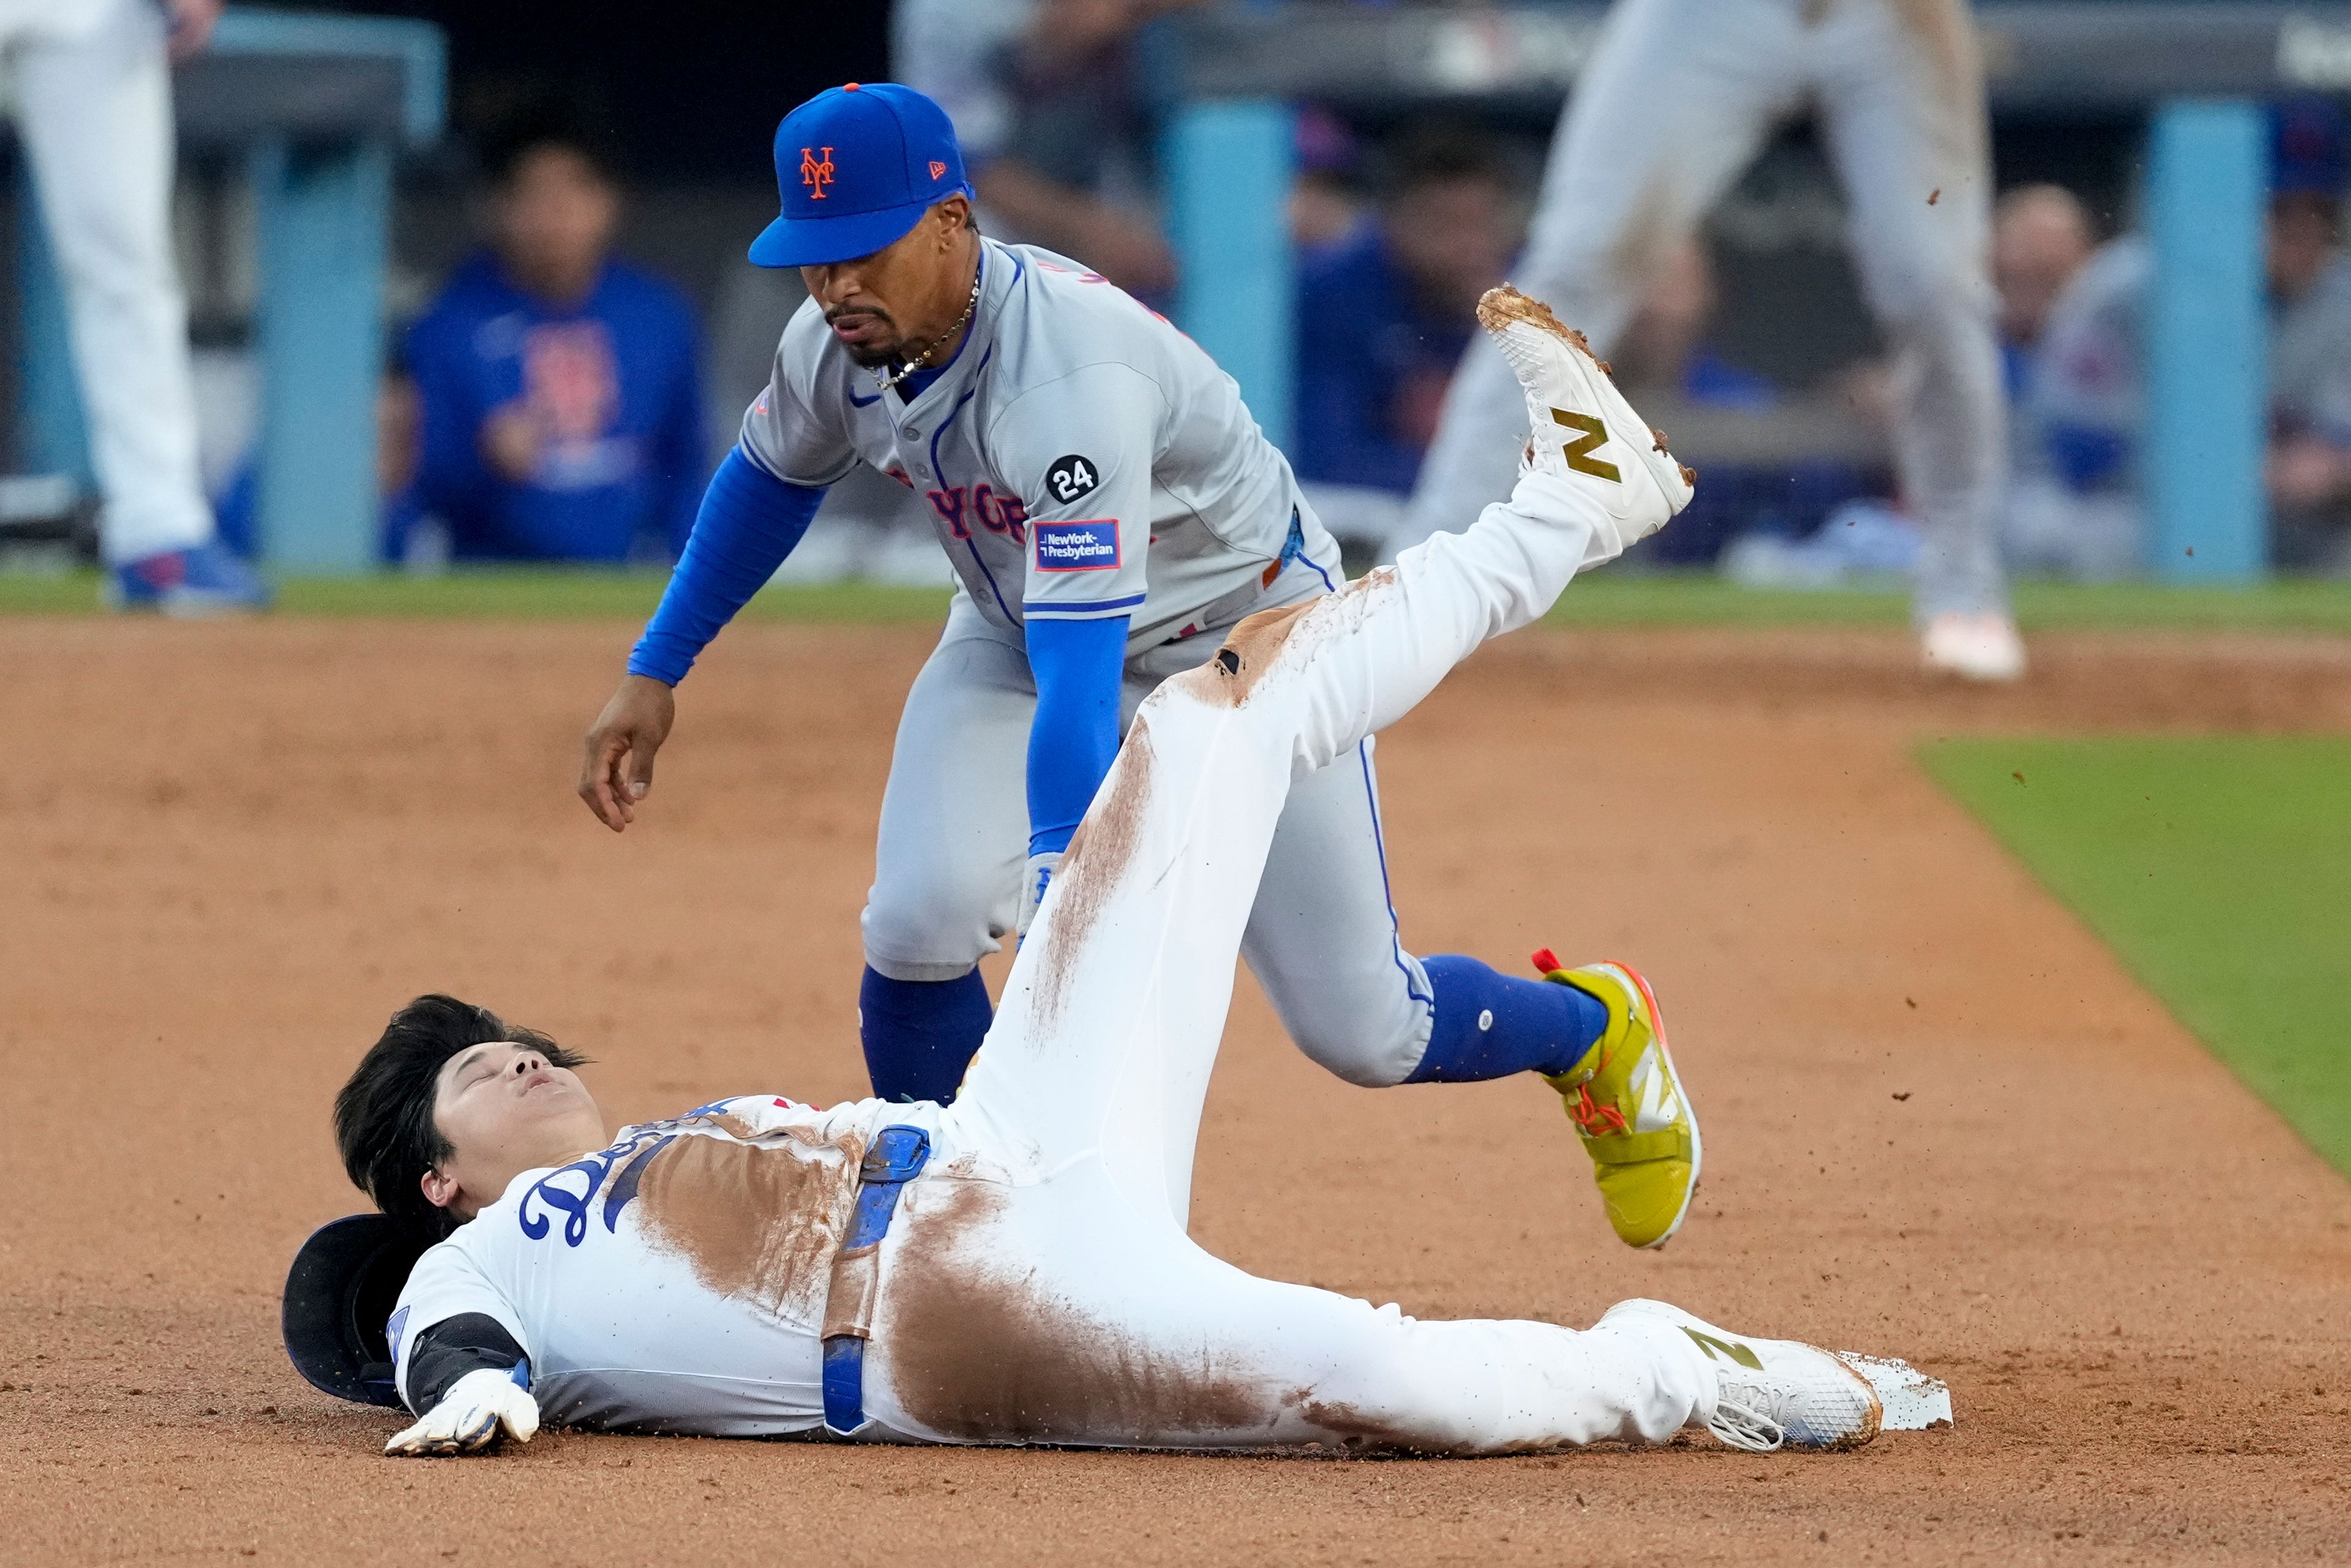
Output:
top-left (943, 286), bottom-right (1695, 1228)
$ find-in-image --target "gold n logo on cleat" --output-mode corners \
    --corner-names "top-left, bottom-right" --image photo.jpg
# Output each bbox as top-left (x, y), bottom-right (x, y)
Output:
top-left (1550, 409), bottom-right (1621, 482)
top-left (1682, 1328), bottom-right (1764, 1370)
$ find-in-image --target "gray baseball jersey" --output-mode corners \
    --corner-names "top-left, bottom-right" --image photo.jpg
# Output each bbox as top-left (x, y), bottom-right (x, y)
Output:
top-left (741, 237), bottom-right (1335, 652)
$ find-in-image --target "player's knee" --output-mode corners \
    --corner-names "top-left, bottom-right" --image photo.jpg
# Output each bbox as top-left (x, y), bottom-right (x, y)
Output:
top-left (860, 876), bottom-right (1009, 982)
top-left (1278, 986), bottom-right (1431, 1089)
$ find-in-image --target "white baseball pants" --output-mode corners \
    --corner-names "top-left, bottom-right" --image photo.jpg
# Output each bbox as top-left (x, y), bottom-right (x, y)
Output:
top-left (2, 0), bottom-right (214, 563)
top-left (858, 468), bottom-right (1714, 1452)
top-left (861, 562), bottom-right (1439, 1090)
top-left (1400, 0), bottom-right (2008, 621)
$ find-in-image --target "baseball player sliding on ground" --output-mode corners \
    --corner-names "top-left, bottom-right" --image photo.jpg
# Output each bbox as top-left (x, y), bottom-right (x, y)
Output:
top-left (577, 83), bottom-right (1696, 1253)
top-left (1397, 0), bottom-right (2022, 680)
top-left (322, 294), bottom-right (1948, 1456)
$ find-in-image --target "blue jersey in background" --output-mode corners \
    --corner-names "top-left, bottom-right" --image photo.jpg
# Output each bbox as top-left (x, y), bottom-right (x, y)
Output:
top-left (404, 254), bottom-right (709, 563)
top-left (1292, 227), bottom-right (1474, 497)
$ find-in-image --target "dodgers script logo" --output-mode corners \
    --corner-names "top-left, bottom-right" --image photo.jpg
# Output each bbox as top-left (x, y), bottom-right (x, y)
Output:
top-left (516, 1101), bottom-right (751, 1246)
top-left (800, 145), bottom-right (836, 200)
top-left (1034, 519), bottom-right (1120, 572)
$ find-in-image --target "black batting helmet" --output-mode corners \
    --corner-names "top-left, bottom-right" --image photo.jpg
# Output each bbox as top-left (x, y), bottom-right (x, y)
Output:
top-left (282, 1214), bottom-right (434, 1409)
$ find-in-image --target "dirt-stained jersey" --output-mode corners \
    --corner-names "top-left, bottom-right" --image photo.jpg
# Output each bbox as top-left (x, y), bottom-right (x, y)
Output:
top-left (389, 1095), bottom-right (945, 1436)
top-left (740, 237), bottom-right (1336, 653)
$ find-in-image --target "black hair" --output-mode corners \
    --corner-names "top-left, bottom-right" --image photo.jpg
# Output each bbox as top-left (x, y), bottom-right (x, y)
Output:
top-left (478, 98), bottom-right (623, 189)
top-left (1383, 124), bottom-right (1509, 203)
top-left (333, 995), bottom-right (587, 1235)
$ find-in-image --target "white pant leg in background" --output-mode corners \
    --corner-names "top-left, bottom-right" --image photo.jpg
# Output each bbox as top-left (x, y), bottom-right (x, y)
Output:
top-left (861, 470), bottom-right (1714, 1453)
top-left (1813, 0), bottom-right (2009, 619)
top-left (1397, 0), bottom-right (1801, 557)
top-left (8, 0), bottom-right (214, 564)
top-left (1400, 0), bottom-right (2009, 621)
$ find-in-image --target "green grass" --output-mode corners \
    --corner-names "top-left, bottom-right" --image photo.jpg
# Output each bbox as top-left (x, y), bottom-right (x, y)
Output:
top-left (1922, 736), bottom-right (2351, 1175)
top-left (9, 566), bottom-right (2351, 632)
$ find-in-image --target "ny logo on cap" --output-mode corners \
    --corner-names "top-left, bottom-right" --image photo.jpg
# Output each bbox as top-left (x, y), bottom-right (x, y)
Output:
top-left (800, 146), bottom-right (836, 200)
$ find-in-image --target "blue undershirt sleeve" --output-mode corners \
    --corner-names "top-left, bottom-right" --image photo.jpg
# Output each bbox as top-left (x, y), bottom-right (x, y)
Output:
top-left (1024, 615), bottom-right (1129, 858)
top-left (628, 446), bottom-right (825, 686)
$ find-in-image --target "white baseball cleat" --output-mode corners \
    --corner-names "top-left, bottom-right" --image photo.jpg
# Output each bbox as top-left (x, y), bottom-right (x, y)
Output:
top-left (1476, 284), bottom-right (1695, 560)
top-left (1603, 1299), bottom-right (1952, 1452)
top-left (1920, 609), bottom-right (2027, 682)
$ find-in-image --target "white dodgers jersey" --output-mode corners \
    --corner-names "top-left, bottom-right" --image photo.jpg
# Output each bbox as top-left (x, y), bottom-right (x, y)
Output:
top-left (389, 1095), bottom-right (942, 1436)
top-left (740, 238), bottom-right (1337, 653)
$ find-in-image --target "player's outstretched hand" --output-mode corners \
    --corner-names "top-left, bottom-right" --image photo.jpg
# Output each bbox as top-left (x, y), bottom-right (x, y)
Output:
top-left (579, 674), bottom-right (676, 832)
top-left (383, 1368), bottom-right (540, 1458)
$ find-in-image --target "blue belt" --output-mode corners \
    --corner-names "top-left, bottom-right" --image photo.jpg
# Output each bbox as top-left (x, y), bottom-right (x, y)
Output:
top-left (820, 1124), bottom-right (931, 1435)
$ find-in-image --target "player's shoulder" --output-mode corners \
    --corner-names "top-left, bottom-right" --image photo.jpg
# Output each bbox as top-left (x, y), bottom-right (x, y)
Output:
top-left (993, 242), bottom-right (1179, 367)
top-left (984, 244), bottom-right (1183, 419)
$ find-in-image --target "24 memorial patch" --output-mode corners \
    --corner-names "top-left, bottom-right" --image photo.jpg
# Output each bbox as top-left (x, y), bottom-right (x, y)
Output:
top-left (1046, 454), bottom-right (1101, 505)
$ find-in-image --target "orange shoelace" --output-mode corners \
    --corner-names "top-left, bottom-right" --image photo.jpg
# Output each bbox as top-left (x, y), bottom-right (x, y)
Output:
top-left (1569, 1077), bottom-right (1629, 1138)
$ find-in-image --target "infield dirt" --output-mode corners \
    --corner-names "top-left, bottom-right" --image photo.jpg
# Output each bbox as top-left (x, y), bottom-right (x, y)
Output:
top-left (5, 617), bottom-right (2349, 1566)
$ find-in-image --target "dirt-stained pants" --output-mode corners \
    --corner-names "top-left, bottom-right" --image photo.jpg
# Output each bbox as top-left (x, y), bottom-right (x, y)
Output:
top-left (860, 556), bottom-right (1438, 1089)
top-left (858, 468), bottom-right (1715, 1452)
top-left (1399, 0), bottom-right (2007, 622)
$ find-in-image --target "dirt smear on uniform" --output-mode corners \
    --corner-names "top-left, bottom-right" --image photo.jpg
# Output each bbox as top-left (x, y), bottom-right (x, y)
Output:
top-left (4, 618), bottom-right (2350, 1566)
top-left (632, 1130), bottom-right (864, 1327)
top-left (879, 1180), bottom-right (1270, 1445)
top-left (1032, 713), bottom-right (1156, 1029)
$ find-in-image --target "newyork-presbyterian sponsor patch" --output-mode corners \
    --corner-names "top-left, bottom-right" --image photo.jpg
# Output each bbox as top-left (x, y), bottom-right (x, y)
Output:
top-left (1033, 519), bottom-right (1121, 572)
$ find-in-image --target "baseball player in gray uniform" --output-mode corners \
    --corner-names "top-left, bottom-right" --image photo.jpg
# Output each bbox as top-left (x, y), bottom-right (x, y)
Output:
top-left (0, 0), bottom-right (266, 610)
top-left (315, 293), bottom-right (1949, 1455)
top-left (1395, 0), bottom-right (2022, 680)
top-left (582, 84), bottom-right (1702, 1252)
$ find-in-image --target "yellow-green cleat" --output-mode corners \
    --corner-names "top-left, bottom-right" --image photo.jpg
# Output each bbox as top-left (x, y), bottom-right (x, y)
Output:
top-left (1532, 950), bottom-right (1701, 1250)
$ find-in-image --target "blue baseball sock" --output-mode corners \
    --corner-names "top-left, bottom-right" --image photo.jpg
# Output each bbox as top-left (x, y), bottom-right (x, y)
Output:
top-left (1404, 955), bottom-right (1610, 1084)
top-left (858, 966), bottom-right (992, 1104)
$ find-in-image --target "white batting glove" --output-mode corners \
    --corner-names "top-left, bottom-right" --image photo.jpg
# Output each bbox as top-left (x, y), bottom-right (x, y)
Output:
top-left (1016, 850), bottom-right (1064, 940)
top-left (383, 1367), bottom-right (540, 1457)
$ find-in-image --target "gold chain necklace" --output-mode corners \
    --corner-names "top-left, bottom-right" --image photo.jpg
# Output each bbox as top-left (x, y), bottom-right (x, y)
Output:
top-left (870, 261), bottom-right (983, 394)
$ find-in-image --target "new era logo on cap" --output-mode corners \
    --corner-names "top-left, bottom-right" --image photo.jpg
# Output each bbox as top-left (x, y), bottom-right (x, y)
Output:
top-left (930, 160), bottom-right (948, 179)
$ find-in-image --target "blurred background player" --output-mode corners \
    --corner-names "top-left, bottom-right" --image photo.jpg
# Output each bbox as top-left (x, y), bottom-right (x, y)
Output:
top-left (400, 105), bottom-right (710, 566)
top-left (2006, 99), bottom-right (2351, 579)
top-left (1292, 126), bottom-right (1515, 566)
top-left (0, 0), bottom-right (265, 612)
top-left (893, 0), bottom-right (1205, 303)
top-left (1393, 0), bottom-right (2022, 680)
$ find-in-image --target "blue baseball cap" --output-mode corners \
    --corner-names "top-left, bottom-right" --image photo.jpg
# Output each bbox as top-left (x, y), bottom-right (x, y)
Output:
top-left (749, 82), bottom-right (972, 269)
